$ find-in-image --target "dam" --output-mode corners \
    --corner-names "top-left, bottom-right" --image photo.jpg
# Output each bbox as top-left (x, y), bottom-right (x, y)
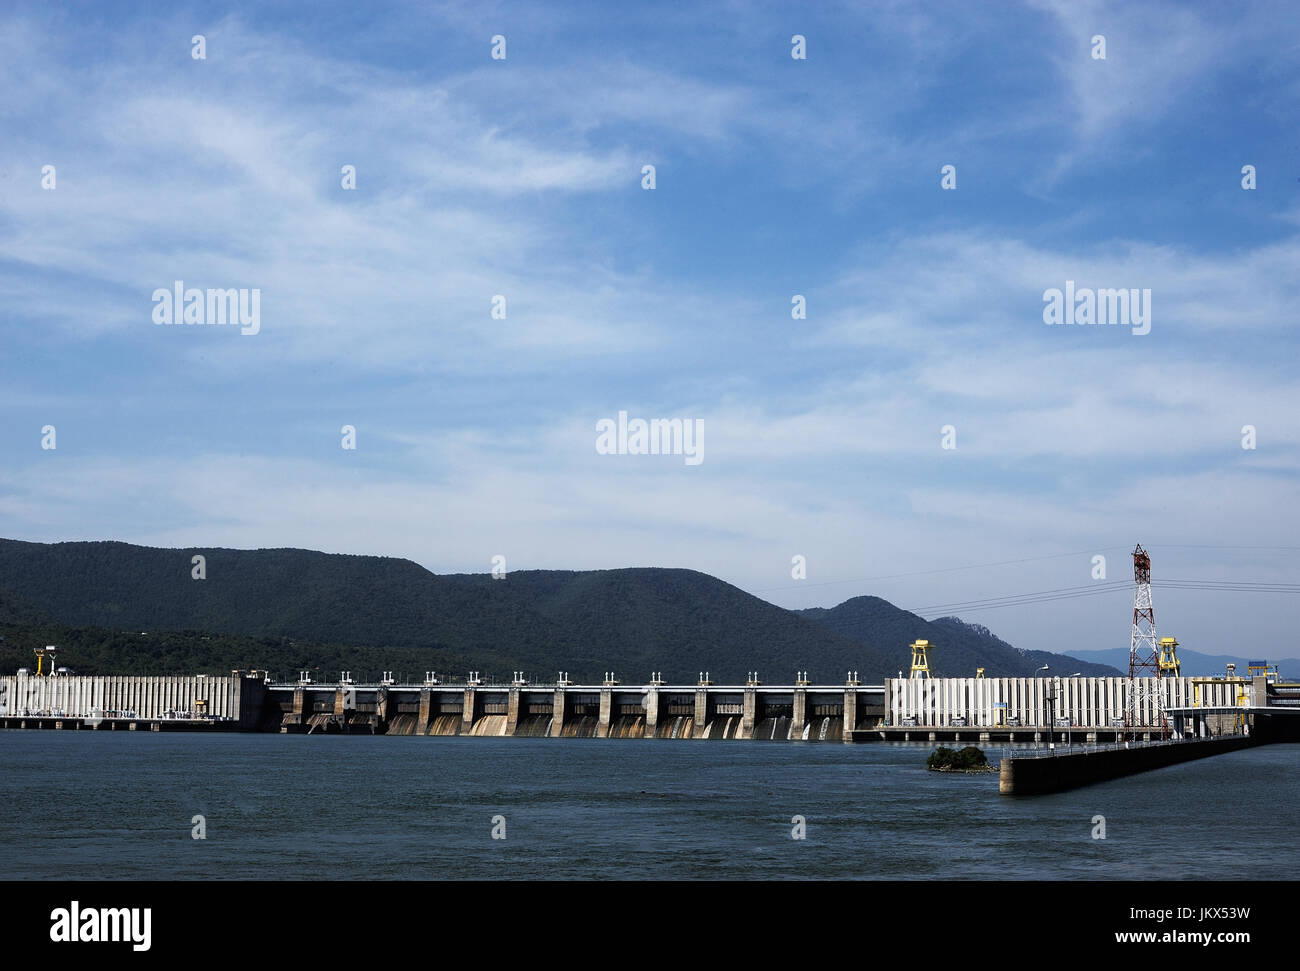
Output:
top-left (3, 668), bottom-right (1296, 741)
top-left (0, 670), bottom-right (881, 740)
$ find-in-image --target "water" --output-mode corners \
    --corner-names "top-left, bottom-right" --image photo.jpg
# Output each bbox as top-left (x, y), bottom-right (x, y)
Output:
top-left (3, 732), bottom-right (1296, 880)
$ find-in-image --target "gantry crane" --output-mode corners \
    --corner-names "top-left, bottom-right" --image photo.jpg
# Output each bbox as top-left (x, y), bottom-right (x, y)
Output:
top-left (32, 646), bottom-right (57, 676)
top-left (909, 640), bottom-right (933, 678)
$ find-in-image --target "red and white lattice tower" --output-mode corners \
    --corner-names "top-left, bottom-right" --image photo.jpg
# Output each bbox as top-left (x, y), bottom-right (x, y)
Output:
top-left (1128, 544), bottom-right (1160, 678)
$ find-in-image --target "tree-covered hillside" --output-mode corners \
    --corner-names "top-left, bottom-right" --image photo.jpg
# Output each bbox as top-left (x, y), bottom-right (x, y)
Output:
top-left (0, 538), bottom-right (1121, 682)
top-left (799, 598), bottom-right (1120, 678)
top-left (0, 539), bottom-right (886, 683)
top-left (0, 620), bottom-right (516, 682)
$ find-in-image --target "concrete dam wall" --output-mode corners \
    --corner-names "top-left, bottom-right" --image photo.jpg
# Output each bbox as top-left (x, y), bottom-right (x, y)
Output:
top-left (0, 673), bottom-right (882, 740)
top-left (272, 682), bottom-right (881, 739)
top-left (9, 673), bottom-right (1272, 742)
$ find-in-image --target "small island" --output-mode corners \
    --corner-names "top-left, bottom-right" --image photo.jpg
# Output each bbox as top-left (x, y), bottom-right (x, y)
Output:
top-left (927, 745), bottom-right (997, 774)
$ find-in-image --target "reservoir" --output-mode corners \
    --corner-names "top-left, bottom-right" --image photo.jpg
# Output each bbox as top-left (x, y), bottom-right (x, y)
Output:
top-left (2, 733), bottom-right (1295, 880)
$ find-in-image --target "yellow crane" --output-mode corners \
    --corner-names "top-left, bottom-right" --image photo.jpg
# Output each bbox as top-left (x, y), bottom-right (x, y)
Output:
top-left (1158, 636), bottom-right (1181, 677)
top-left (1247, 661), bottom-right (1280, 683)
top-left (30, 644), bottom-right (59, 675)
top-left (32, 646), bottom-right (58, 676)
top-left (909, 640), bottom-right (933, 679)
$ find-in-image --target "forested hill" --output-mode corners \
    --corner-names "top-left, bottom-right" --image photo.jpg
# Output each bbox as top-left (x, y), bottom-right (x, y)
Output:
top-left (0, 539), bottom-right (885, 682)
top-left (798, 597), bottom-right (1121, 678)
top-left (0, 538), bottom-right (1120, 681)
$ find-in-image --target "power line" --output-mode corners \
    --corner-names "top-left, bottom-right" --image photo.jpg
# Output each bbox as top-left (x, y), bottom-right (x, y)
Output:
top-left (908, 583), bottom-right (1129, 615)
top-left (756, 545), bottom-right (1300, 596)
top-left (1153, 545), bottom-right (1300, 552)
top-left (1160, 579), bottom-right (1300, 591)
top-left (752, 547), bottom-right (1134, 594)
top-left (905, 577), bottom-right (1300, 618)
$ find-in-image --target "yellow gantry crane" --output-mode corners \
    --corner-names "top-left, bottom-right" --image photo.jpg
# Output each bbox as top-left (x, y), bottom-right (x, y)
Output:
top-left (1157, 636), bottom-right (1181, 677)
top-left (909, 640), bottom-right (933, 679)
top-left (1247, 661), bottom-right (1280, 684)
top-left (32, 646), bottom-right (58, 676)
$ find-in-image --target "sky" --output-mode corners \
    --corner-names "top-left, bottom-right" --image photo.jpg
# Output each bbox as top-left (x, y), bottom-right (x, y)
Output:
top-left (2, 0), bottom-right (1298, 664)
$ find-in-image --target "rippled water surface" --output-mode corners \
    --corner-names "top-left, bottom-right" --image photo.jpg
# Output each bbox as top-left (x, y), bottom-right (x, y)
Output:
top-left (3, 733), bottom-right (1295, 879)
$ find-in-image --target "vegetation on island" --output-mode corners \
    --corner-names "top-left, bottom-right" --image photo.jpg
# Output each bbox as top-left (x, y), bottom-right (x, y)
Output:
top-left (927, 745), bottom-right (993, 772)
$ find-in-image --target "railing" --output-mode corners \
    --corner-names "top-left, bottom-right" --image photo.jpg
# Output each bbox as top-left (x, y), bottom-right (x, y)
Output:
top-left (264, 681), bottom-right (886, 691)
top-left (1004, 734), bottom-right (1247, 760)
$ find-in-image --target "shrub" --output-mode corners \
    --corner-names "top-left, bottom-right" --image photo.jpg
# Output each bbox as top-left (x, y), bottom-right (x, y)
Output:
top-left (928, 745), bottom-right (988, 770)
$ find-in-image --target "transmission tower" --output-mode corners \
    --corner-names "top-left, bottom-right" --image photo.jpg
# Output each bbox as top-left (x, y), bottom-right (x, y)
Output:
top-left (1124, 677), bottom-right (1169, 736)
top-left (1128, 544), bottom-right (1160, 678)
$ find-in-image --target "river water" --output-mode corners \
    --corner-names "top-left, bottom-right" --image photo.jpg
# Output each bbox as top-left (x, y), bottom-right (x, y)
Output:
top-left (3, 733), bottom-right (1295, 880)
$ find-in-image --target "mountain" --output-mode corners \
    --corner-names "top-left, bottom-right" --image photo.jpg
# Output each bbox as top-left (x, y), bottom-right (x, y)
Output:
top-left (0, 539), bottom-right (885, 683)
top-left (1064, 647), bottom-right (1299, 679)
top-left (0, 587), bottom-right (50, 626)
top-left (0, 538), bottom-right (1122, 682)
top-left (798, 597), bottom-right (1122, 678)
top-left (0, 621), bottom-right (517, 686)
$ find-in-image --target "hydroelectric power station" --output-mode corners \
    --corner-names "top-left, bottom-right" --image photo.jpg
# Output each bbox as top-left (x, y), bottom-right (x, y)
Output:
top-left (3, 667), bottom-right (1297, 743)
top-left (5, 549), bottom-right (1297, 746)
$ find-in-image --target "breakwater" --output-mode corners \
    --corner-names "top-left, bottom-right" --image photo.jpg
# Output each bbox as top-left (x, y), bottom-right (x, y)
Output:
top-left (998, 735), bottom-right (1259, 795)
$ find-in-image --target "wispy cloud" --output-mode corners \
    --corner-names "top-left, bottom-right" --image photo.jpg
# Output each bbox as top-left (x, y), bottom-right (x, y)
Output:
top-left (1, 1), bottom-right (1297, 661)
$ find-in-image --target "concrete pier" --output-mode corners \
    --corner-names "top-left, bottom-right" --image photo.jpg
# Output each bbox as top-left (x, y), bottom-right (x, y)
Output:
top-left (503, 688), bottom-right (519, 735)
top-left (643, 686), bottom-right (662, 737)
top-left (417, 688), bottom-right (433, 733)
top-left (459, 687), bottom-right (477, 736)
top-left (999, 736), bottom-right (1259, 795)
top-left (741, 687), bottom-right (756, 740)
top-left (597, 688), bottom-right (612, 738)
top-left (549, 687), bottom-right (565, 738)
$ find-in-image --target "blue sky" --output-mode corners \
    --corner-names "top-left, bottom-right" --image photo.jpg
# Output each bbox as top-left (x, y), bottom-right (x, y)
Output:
top-left (2, 1), bottom-right (1299, 664)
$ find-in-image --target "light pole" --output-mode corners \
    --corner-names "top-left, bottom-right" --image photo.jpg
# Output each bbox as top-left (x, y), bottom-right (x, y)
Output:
top-left (1069, 673), bottom-right (1081, 748)
top-left (1039, 665), bottom-right (1053, 752)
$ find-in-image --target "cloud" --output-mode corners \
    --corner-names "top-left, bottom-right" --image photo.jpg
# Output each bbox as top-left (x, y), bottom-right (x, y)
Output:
top-left (1, 2), bottom-right (1297, 665)
top-left (1025, 0), bottom-right (1300, 181)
